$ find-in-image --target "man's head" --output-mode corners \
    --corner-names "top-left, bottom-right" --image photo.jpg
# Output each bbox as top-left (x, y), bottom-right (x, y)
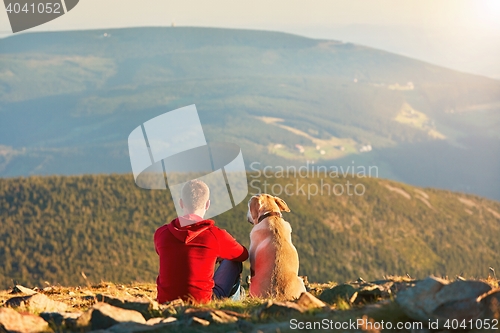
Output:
top-left (179, 179), bottom-right (210, 217)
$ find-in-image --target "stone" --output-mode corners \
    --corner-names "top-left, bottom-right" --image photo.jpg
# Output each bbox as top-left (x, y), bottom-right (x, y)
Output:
top-left (183, 308), bottom-right (240, 324)
top-left (90, 302), bottom-right (146, 330)
top-left (433, 279), bottom-right (491, 306)
top-left (145, 317), bottom-right (177, 325)
top-left (40, 312), bottom-right (81, 329)
top-left (95, 318), bottom-right (179, 333)
top-left (236, 319), bottom-right (255, 332)
top-left (259, 300), bottom-right (304, 318)
top-left (396, 276), bottom-right (452, 320)
top-left (10, 285), bottom-right (37, 295)
top-left (318, 284), bottom-right (357, 304)
top-left (250, 321), bottom-right (292, 332)
top-left (296, 292), bottom-right (326, 309)
top-left (357, 284), bottom-right (387, 300)
top-left (5, 293), bottom-right (68, 312)
top-left (96, 294), bottom-right (159, 319)
top-left (189, 316), bottom-right (210, 326)
top-left (349, 279), bottom-right (409, 303)
top-left (396, 276), bottom-right (492, 325)
top-left (0, 307), bottom-right (51, 333)
top-left (432, 298), bottom-right (484, 321)
top-left (390, 281), bottom-right (414, 293)
top-left (74, 309), bottom-right (93, 329)
top-left (107, 322), bottom-right (167, 333)
top-left (478, 289), bottom-right (500, 319)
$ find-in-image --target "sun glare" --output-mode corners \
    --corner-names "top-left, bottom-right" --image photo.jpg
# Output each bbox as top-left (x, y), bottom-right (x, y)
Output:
top-left (474, 0), bottom-right (500, 30)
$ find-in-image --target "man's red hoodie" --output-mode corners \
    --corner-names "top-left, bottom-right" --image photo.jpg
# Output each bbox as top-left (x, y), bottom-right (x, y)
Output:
top-left (154, 215), bottom-right (248, 303)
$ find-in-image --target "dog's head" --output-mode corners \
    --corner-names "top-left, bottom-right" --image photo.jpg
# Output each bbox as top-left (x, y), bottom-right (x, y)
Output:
top-left (247, 194), bottom-right (290, 225)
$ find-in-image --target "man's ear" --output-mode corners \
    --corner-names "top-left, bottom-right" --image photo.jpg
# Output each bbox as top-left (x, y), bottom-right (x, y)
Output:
top-left (179, 198), bottom-right (184, 209)
top-left (249, 195), bottom-right (261, 221)
top-left (274, 197), bottom-right (290, 212)
top-left (205, 199), bottom-right (210, 211)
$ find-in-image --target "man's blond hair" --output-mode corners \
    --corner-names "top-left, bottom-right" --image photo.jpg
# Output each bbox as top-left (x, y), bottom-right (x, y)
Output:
top-left (181, 179), bottom-right (210, 212)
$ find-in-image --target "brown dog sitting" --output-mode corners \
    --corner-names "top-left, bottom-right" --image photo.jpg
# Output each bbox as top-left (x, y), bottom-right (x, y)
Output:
top-left (246, 194), bottom-right (306, 300)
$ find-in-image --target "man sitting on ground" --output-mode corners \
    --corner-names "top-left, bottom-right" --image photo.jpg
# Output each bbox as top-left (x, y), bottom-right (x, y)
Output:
top-left (154, 179), bottom-right (248, 303)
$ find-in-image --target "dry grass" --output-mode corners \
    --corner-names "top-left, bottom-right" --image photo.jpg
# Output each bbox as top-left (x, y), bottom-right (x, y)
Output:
top-left (1, 276), bottom-right (498, 333)
top-left (0, 281), bottom-right (157, 312)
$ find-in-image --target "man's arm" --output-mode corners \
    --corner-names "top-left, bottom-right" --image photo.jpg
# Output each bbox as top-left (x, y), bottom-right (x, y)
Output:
top-left (212, 227), bottom-right (249, 262)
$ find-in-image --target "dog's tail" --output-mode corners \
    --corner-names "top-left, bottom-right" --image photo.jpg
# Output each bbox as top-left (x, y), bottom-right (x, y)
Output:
top-left (269, 217), bottom-right (290, 300)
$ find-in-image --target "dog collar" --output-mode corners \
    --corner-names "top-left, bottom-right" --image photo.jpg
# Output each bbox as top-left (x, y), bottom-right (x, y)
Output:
top-left (257, 211), bottom-right (282, 224)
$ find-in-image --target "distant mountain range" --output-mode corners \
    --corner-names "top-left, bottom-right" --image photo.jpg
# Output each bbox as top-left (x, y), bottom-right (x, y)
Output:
top-left (0, 27), bottom-right (499, 199)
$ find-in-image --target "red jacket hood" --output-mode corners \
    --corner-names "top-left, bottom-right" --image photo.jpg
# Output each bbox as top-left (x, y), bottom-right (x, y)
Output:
top-left (167, 218), bottom-right (215, 243)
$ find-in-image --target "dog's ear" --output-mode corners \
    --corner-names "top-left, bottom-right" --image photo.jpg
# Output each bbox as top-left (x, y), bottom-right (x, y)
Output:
top-left (274, 197), bottom-right (290, 212)
top-left (249, 195), bottom-right (261, 222)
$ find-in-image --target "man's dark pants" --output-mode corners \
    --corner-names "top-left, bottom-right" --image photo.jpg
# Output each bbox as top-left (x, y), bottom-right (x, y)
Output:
top-left (212, 260), bottom-right (242, 300)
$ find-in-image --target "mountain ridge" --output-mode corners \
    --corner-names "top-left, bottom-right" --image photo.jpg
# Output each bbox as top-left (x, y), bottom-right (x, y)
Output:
top-left (0, 26), bottom-right (499, 200)
top-left (0, 173), bottom-right (499, 289)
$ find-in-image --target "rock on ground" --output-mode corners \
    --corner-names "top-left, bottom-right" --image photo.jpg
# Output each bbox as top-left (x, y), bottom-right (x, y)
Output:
top-left (189, 316), bottom-right (210, 326)
top-left (40, 312), bottom-right (81, 329)
top-left (296, 292), bottom-right (327, 309)
top-left (0, 307), bottom-right (51, 333)
top-left (396, 276), bottom-right (493, 325)
top-left (145, 317), bottom-right (177, 325)
top-left (183, 308), bottom-right (242, 324)
top-left (10, 285), bottom-right (38, 296)
top-left (478, 289), bottom-right (500, 318)
top-left (319, 284), bottom-right (357, 304)
top-left (259, 300), bottom-right (304, 318)
top-left (85, 302), bottom-right (146, 330)
top-left (4, 293), bottom-right (68, 313)
top-left (106, 321), bottom-right (176, 333)
top-left (96, 294), bottom-right (158, 319)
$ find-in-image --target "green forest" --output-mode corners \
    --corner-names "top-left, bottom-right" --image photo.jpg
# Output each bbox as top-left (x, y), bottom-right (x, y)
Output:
top-left (0, 173), bottom-right (499, 289)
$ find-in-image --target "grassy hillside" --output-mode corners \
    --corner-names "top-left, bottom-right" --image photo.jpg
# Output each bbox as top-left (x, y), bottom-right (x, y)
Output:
top-left (0, 27), bottom-right (499, 200)
top-left (0, 173), bottom-right (499, 289)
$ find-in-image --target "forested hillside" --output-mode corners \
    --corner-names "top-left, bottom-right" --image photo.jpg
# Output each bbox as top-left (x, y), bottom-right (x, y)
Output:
top-left (0, 173), bottom-right (499, 289)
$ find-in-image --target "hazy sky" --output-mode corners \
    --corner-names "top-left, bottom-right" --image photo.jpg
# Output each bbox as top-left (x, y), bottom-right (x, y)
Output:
top-left (1, 0), bottom-right (500, 78)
